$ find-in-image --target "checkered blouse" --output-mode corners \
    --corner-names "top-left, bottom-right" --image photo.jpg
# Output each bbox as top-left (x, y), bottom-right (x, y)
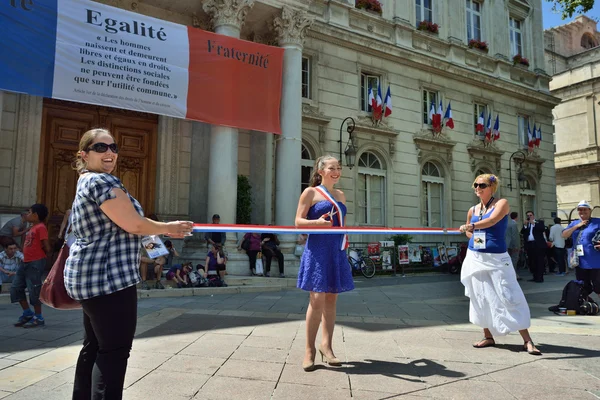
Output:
top-left (64, 173), bottom-right (144, 300)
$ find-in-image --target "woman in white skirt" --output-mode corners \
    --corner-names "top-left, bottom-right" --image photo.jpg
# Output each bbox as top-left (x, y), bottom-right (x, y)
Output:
top-left (459, 174), bottom-right (541, 355)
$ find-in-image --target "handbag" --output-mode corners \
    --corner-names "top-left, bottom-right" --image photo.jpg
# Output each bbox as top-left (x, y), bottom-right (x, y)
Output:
top-left (241, 238), bottom-right (250, 251)
top-left (40, 244), bottom-right (81, 310)
top-left (568, 228), bottom-right (586, 269)
top-left (255, 251), bottom-right (264, 275)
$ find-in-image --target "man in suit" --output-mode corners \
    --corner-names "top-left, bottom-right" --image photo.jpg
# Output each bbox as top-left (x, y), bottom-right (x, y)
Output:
top-left (505, 212), bottom-right (522, 280)
top-left (521, 210), bottom-right (546, 283)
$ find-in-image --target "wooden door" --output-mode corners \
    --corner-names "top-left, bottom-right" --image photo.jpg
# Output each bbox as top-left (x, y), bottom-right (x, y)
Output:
top-left (39, 100), bottom-right (158, 246)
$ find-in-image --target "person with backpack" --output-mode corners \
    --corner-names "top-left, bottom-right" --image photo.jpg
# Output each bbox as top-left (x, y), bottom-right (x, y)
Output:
top-left (562, 200), bottom-right (600, 298)
top-left (458, 174), bottom-right (541, 355)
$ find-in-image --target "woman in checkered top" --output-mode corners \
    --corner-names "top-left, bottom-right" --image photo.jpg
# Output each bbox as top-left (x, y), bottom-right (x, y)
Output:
top-left (65, 128), bottom-right (193, 400)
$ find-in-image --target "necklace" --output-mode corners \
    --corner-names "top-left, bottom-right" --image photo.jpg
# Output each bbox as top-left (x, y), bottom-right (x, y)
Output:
top-left (478, 197), bottom-right (495, 221)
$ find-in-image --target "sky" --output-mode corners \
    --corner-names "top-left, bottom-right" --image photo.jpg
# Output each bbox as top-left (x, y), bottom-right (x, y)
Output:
top-left (543, 1), bottom-right (600, 29)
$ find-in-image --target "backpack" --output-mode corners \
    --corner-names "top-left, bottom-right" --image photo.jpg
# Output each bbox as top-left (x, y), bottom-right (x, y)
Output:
top-left (548, 280), bottom-right (598, 315)
top-left (208, 276), bottom-right (224, 287)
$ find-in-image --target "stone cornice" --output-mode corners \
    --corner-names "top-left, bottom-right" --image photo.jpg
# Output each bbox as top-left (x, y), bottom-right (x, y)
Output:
top-left (354, 116), bottom-right (398, 137)
top-left (556, 161), bottom-right (600, 174)
top-left (305, 22), bottom-right (560, 108)
top-left (413, 131), bottom-right (457, 149)
top-left (301, 103), bottom-right (331, 125)
top-left (273, 6), bottom-right (314, 47)
top-left (467, 142), bottom-right (505, 157)
top-left (202, 0), bottom-right (254, 29)
top-left (555, 147), bottom-right (600, 159)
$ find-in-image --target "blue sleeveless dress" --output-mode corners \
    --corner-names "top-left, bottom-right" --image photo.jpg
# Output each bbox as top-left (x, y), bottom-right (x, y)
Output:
top-left (297, 200), bottom-right (354, 293)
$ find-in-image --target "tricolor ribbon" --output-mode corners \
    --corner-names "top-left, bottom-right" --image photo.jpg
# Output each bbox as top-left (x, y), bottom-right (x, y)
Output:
top-left (192, 224), bottom-right (461, 236)
top-left (314, 185), bottom-right (349, 250)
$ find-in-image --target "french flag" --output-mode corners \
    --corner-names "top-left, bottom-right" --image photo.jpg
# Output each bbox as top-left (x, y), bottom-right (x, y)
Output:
top-left (528, 123), bottom-right (534, 149)
top-left (484, 112), bottom-right (492, 141)
top-left (383, 86), bottom-right (392, 117)
top-left (476, 111), bottom-right (485, 133)
top-left (535, 125), bottom-right (542, 147)
top-left (376, 83), bottom-right (383, 113)
top-left (368, 84), bottom-right (376, 111)
top-left (443, 102), bottom-right (454, 129)
top-left (428, 101), bottom-right (435, 124)
top-left (492, 115), bottom-right (500, 141)
top-left (432, 100), bottom-right (442, 131)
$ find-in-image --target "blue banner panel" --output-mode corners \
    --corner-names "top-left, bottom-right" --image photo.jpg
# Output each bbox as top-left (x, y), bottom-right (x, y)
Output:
top-left (0, 0), bottom-right (58, 97)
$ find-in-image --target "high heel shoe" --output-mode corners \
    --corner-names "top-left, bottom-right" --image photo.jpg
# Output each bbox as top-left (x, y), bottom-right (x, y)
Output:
top-left (302, 359), bottom-right (315, 372)
top-left (318, 346), bottom-right (342, 366)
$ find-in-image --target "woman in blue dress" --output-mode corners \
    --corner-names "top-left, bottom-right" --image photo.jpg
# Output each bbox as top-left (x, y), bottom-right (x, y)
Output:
top-left (295, 155), bottom-right (354, 372)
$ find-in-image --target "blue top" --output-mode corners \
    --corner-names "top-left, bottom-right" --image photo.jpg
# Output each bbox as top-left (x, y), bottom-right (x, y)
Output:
top-left (297, 200), bottom-right (354, 293)
top-left (565, 218), bottom-right (600, 270)
top-left (468, 207), bottom-right (508, 254)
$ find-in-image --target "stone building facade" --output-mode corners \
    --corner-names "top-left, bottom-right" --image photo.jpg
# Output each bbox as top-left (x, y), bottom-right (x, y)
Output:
top-left (544, 16), bottom-right (600, 220)
top-left (0, 0), bottom-right (558, 275)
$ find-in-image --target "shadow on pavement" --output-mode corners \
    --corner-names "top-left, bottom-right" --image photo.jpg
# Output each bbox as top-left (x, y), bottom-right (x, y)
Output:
top-left (338, 358), bottom-right (466, 382)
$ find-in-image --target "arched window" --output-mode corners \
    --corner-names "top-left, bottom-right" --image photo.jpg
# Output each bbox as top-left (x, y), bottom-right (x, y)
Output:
top-left (301, 142), bottom-right (315, 192)
top-left (421, 162), bottom-right (444, 227)
top-left (357, 152), bottom-right (386, 225)
top-left (520, 176), bottom-right (536, 218)
top-left (581, 33), bottom-right (598, 49)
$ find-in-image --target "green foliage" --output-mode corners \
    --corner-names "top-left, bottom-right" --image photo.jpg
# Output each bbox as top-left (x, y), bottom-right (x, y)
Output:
top-left (236, 175), bottom-right (252, 225)
top-left (388, 234), bottom-right (413, 247)
top-left (548, 0), bottom-right (595, 19)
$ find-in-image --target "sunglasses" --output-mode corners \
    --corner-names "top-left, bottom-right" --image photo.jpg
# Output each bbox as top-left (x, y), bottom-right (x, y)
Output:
top-left (473, 183), bottom-right (489, 189)
top-left (86, 142), bottom-right (118, 154)
top-left (578, 208), bottom-right (590, 212)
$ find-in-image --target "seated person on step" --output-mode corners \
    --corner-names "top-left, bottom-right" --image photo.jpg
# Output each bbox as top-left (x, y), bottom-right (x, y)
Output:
top-left (0, 241), bottom-right (23, 294)
top-left (261, 232), bottom-right (285, 278)
top-left (139, 246), bottom-right (166, 290)
top-left (166, 262), bottom-right (193, 288)
top-left (204, 244), bottom-right (227, 285)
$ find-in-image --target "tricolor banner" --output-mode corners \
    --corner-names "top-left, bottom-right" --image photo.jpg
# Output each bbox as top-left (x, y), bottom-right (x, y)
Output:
top-left (0, 0), bottom-right (284, 134)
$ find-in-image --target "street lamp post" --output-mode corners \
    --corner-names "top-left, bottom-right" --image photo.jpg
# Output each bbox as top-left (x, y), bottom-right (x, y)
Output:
top-left (339, 117), bottom-right (358, 168)
top-left (507, 150), bottom-right (527, 191)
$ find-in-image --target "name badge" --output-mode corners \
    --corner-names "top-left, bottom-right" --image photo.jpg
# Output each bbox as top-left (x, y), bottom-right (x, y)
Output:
top-left (473, 231), bottom-right (486, 249)
top-left (576, 244), bottom-right (584, 257)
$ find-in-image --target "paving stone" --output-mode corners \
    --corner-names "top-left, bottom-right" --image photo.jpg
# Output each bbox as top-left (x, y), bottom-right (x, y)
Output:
top-left (126, 370), bottom-right (209, 398)
top-left (0, 367), bottom-right (55, 392)
top-left (16, 346), bottom-right (79, 372)
top-left (216, 359), bottom-right (284, 382)
top-left (279, 362), bottom-right (350, 389)
top-left (193, 376), bottom-right (276, 400)
top-left (272, 382), bottom-right (351, 399)
top-left (425, 379), bottom-right (515, 399)
top-left (127, 351), bottom-right (172, 370)
top-left (157, 355), bottom-right (226, 375)
top-left (229, 346), bottom-right (289, 364)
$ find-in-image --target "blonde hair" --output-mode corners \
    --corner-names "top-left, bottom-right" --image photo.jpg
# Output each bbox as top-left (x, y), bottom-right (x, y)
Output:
top-left (74, 128), bottom-right (114, 174)
top-left (473, 173), bottom-right (500, 193)
top-left (309, 155), bottom-right (339, 187)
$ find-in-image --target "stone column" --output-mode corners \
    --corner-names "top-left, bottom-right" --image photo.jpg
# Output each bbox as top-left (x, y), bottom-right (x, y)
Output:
top-left (273, 6), bottom-right (313, 226)
top-left (12, 94), bottom-right (43, 208)
top-left (202, 0), bottom-right (254, 225)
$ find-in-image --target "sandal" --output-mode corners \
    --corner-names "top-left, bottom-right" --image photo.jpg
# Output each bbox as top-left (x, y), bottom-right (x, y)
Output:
top-left (472, 337), bottom-right (495, 348)
top-left (523, 340), bottom-right (542, 355)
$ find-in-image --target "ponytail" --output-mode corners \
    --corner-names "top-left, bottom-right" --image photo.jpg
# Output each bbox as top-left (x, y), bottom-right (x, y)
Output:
top-left (309, 155), bottom-right (338, 187)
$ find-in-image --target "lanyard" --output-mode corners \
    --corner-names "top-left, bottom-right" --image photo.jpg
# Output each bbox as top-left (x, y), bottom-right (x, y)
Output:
top-left (478, 197), bottom-right (495, 222)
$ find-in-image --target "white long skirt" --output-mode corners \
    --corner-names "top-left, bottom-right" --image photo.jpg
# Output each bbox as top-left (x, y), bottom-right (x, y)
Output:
top-left (460, 249), bottom-right (531, 336)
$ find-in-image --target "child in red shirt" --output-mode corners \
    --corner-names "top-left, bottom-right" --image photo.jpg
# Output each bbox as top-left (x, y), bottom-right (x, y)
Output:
top-left (12, 204), bottom-right (51, 328)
